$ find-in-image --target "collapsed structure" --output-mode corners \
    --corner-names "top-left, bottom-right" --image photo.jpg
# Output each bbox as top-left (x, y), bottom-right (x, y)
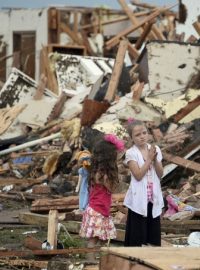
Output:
top-left (0, 0), bottom-right (200, 269)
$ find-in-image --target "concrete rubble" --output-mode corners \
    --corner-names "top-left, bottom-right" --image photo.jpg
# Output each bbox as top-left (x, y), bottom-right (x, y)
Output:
top-left (0, 0), bottom-right (200, 269)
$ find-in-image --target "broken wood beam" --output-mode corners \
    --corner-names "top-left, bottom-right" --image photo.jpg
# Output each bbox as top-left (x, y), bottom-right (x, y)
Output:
top-left (31, 193), bottom-right (125, 213)
top-left (19, 212), bottom-right (66, 226)
top-left (192, 21), bottom-right (200, 36)
top-left (131, 0), bottom-right (157, 10)
top-left (0, 247), bottom-right (100, 258)
top-left (105, 4), bottom-right (176, 50)
top-left (47, 210), bottom-right (58, 249)
top-left (46, 92), bottom-right (68, 123)
top-left (80, 11), bottom-right (154, 30)
top-left (151, 24), bottom-right (166, 40)
top-left (40, 46), bottom-right (59, 95)
top-left (163, 152), bottom-right (200, 173)
top-left (118, 0), bottom-right (162, 41)
top-left (24, 235), bottom-right (42, 250)
top-left (118, 0), bottom-right (143, 35)
top-left (135, 21), bottom-right (154, 50)
top-left (0, 176), bottom-right (47, 187)
top-left (104, 39), bottom-right (128, 102)
top-left (127, 42), bottom-right (140, 60)
top-left (80, 29), bottom-right (96, 56)
top-left (60, 23), bottom-right (83, 45)
top-left (171, 95), bottom-right (200, 123)
top-left (131, 80), bottom-right (145, 100)
top-left (34, 74), bottom-right (47, 100)
top-left (0, 259), bottom-right (48, 269)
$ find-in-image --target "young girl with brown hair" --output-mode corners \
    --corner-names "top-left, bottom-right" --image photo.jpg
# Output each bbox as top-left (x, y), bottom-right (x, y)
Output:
top-left (124, 120), bottom-right (164, 247)
top-left (79, 134), bottom-right (124, 259)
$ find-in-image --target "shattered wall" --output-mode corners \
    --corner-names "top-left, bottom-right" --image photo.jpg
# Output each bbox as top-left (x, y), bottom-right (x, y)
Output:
top-left (139, 41), bottom-right (200, 101)
top-left (176, 0), bottom-right (200, 40)
top-left (0, 8), bottom-right (48, 81)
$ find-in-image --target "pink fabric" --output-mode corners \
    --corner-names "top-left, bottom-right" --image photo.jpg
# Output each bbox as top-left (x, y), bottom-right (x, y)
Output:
top-left (79, 206), bottom-right (116, 240)
top-left (89, 184), bottom-right (111, 217)
top-left (147, 181), bottom-right (153, 202)
top-left (104, 134), bottom-right (124, 151)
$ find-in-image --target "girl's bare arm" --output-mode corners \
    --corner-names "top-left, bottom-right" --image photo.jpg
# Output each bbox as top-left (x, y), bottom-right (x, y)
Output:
top-left (154, 159), bottom-right (163, 179)
top-left (128, 159), bottom-right (152, 181)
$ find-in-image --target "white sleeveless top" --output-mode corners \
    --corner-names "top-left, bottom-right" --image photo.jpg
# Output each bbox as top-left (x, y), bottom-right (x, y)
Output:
top-left (123, 144), bottom-right (164, 218)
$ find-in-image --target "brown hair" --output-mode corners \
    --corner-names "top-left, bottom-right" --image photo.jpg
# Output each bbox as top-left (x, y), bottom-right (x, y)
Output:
top-left (127, 120), bottom-right (146, 138)
top-left (89, 139), bottom-right (119, 190)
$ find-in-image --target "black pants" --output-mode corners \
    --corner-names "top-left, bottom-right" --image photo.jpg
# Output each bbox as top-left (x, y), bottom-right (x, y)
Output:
top-left (124, 202), bottom-right (161, 247)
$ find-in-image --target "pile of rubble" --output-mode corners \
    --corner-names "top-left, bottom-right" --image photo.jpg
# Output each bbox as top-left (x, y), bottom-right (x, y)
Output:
top-left (0, 0), bottom-right (200, 269)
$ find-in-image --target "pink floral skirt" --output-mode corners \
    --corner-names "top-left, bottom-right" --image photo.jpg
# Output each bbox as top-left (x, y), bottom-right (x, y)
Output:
top-left (79, 206), bottom-right (116, 241)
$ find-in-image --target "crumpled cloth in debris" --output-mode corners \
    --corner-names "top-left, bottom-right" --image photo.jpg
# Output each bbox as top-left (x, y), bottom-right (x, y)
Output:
top-left (164, 194), bottom-right (198, 218)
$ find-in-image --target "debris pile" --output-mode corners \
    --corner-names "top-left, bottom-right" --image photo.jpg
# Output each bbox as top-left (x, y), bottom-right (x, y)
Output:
top-left (0, 0), bottom-right (200, 268)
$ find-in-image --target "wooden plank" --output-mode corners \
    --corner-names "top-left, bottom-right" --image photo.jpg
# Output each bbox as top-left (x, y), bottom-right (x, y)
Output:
top-left (0, 259), bottom-right (48, 269)
top-left (105, 4), bottom-right (176, 50)
top-left (118, 0), bottom-right (160, 41)
top-left (151, 24), bottom-right (166, 40)
top-left (127, 42), bottom-right (140, 60)
top-left (81, 15), bottom-right (129, 30)
top-left (34, 73), bottom-right (47, 100)
top-left (0, 247), bottom-right (100, 258)
top-left (100, 247), bottom-right (200, 270)
top-left (80, 29), bottom-right (96, 56)
top-left (46, 91), bottom-right (68, 123)
top-left (131, 0), bottom-right (157, 10)
top-left (0, 177), bottom-right (46, 187)
top-left (19, 211), bottom-right (66, 226)
top-left (118, 0), bottom-right (143, 35)
top-left (73, 11), bottom-right (79, 35)
top-left (47, 210), bottom-right (58, 249)
top-left (193, 21), bottom-right (200, 36)
top-left (31, 193), bottom-right (125, 212)
top-left (40, 46), bottom-right (59, 95)
top-left (104, 39), bottom-right (128, 102)
top-left (0, 105), bottom-right (26, 135)
top-left (132, 80), bottom-right (145, 100)
top-left (163, 152), bottom-right (200, 172)
top-left (171, 95), bottom-right (200, 123)
top-left (80, 11), bottom-right (154, 30)
top-left (60, 23), bottom-right (83, 45)
top-left (135, 22), bottom-right (154, 50)
top-left (101, 253), bottom-right (151, 270)
top-left (48, 8), bottom-right (59, 44)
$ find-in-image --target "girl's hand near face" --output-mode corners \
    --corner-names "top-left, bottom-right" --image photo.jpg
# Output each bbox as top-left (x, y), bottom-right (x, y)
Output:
top-left (148, 145), bottom-right (157, 162)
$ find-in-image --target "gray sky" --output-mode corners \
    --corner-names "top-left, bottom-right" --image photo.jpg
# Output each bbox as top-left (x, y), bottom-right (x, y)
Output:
top-left (0, 0), bottom-right (177, 9)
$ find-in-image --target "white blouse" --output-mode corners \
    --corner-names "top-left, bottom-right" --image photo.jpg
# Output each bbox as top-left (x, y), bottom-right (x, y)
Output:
top-left (123, 144), bottom-right (164, 218)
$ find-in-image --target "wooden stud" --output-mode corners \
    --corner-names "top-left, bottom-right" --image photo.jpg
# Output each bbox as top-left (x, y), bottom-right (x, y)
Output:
top-left (118, 0), bottom-right (143, 35)
top-left (34, 73), bottom-right (47, 100)
top-left (135, 22), bottom-right (154, 50)
top-left (105, 5), bottom-right (176, 50)
top-left (60, 23), bottom-right (83, 45)
top-left (132, 80), bottom-right (144, 100)
top-left (193, 21), bottom-right (200, 36)
top-left (163, 152), bottom-right (200, 173)
top-left (40, 46), bottom-right (59, 95)
top-left (127, 42), bottom-right (140, 60)
top-left (73, 11), bottom-right (79, 36)
top-left (104, 39), bottom-right (128, 102)
top-left (151, 24), bottom-right (166, 40)
top-left (47, 210), bottom-right (58, 249)
top-left (171, 95), bottom-right (200, 123)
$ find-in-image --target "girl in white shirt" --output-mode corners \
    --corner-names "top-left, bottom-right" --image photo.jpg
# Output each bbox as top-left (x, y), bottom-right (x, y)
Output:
top-left (124, 120), bottom-right (164, 246)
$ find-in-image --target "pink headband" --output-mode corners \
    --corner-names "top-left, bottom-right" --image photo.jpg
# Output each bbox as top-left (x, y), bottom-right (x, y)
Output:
top-left (104, 134), bottom-right (125, 152)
